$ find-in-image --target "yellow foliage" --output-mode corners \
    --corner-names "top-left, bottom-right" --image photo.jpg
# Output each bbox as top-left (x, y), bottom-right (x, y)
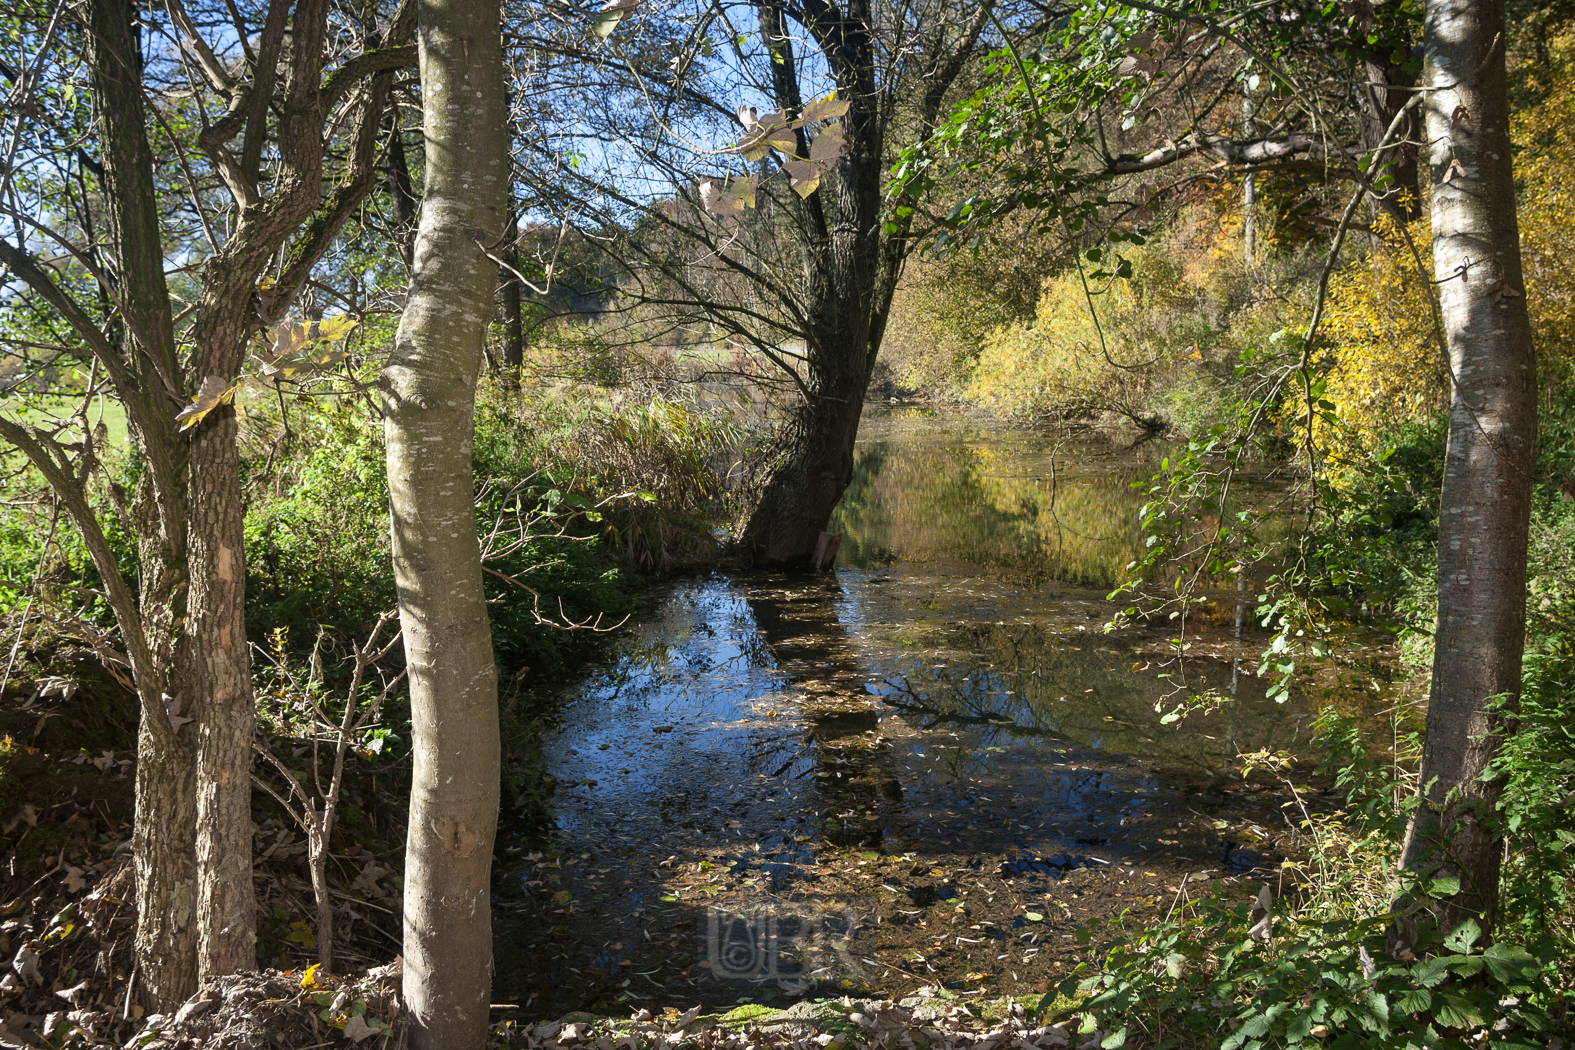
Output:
top-left (967, 248), bottom-right (1198, 428)
top-left (1317, 213), bottom-right (1445, 458)
top-left (1514, 32), bottom-right (1575, 386)
top-left (1319, 29), bottom-right (1575, 455)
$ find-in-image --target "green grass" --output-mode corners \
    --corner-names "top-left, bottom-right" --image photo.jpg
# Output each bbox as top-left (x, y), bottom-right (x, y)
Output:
top-left (0, 392), bottom-right (131, 451)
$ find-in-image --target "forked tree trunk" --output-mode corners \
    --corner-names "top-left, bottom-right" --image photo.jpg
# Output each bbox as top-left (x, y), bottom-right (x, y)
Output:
top-left (85, 0), bottom-right (205, 1004)
top-left (1399, 0), bottom-right (1536, 931)
top-left (384, 0), bottom-right (505, 1043)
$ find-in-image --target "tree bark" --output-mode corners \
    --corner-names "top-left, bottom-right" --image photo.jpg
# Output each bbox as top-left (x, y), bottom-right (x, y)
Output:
top-left (384, 0), bottom-right (505, 1043)
top-left (84, 0), bottom-right (205, 1005)
top-left (501, 229), bottom-right (525, 373)
top-left (1355, 0), bottom-right (1422, 221)
top-left (736, 0), bottom-right (985, 565)
top-left (1399, 0), bottom-right (1536, 932)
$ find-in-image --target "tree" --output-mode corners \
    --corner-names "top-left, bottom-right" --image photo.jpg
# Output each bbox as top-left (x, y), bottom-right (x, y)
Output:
top-left (382, 0), bottom-right (505, 1042)
top-left (1398, 0), bottom-right (1536, 932)
top-left (511, 0), bottom-right (990, 565)
top-left (0, 0), bottom-right (414, 1005)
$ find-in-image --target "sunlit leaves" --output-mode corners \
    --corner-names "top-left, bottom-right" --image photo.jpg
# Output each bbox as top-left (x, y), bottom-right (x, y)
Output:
top-left (592, 0), bottom-right (640, 40)
top-left (251, 314), bottom-right (360, 381)
top-left (174, 376), bottom-right (239, 430)
top-left (698, 174), bottom-right (757, 219)
top-left (798, 95), bottom-right (850, 123)
top-left (782, 123), bottom-right (851, 197)
top-left (735, 108), bottom-right (797, 161)
top-left (699, 94), bottom-right (852, 218)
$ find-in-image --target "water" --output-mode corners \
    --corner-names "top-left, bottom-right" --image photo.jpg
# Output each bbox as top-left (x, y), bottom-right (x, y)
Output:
top-left (493, 409), bottom-right (1322, 1016)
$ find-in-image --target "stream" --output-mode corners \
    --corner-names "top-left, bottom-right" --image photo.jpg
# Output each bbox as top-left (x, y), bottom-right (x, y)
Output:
top-left (492, 409), bottom-right (1343, 1019)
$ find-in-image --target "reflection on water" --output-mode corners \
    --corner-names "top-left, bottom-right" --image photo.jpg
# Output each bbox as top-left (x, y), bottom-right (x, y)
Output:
top-left (498, 410), bottom-right (1313, 1012)
top-left (538, 407), bottom-right (1317, 848)
top-left (833, 412), bottom-right (1153, 588)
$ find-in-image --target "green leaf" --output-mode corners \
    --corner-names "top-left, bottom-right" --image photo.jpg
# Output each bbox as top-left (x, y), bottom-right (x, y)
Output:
top-left (1443, 918), bottom-right (1481, 953)
top-left (1484, 942), bottom-right (1540, 983)
top-left (1434, 993), bottom-right (1486, 1030)
top-left (1393, 988), bottom-right (1431, 1015)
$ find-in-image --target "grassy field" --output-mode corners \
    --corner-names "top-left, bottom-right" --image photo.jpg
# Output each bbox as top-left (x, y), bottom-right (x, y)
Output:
top-left (0, 392), bottom-right (131, 451)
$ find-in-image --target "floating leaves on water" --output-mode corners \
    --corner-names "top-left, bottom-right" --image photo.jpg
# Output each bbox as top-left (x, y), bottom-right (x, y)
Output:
top-left (175, 376), bottom-right (238, 430)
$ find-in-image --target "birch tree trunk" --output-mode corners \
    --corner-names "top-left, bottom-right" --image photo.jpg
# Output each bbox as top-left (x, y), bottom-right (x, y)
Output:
top-left (1399, 0), bottom-right (1536, 931)
top-left (384, 0), bottom-right (505, 1042)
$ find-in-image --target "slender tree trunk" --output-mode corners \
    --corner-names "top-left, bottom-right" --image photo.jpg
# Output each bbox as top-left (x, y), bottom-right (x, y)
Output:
top-left (384, 0), bottom-right (504, 1042)
top-left (385, 106), bottom-right (419, 268)
top-left (1243, 94), bottom-right (1256, 263)
top-left (1356, 0), bottom-right (1422, 224)
top-left (501, 228), bottom-right (524, 373)
top-left (1399, 0), bottom-right (1536, 931)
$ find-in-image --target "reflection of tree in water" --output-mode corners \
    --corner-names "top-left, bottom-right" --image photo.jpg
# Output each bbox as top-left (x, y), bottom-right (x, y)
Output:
top-left (744, 577), bottom-right (907, 849)
top-left (865, 619), bottom-right (1308, 764)
top-left (831, 434), bottom-right (1150, 587)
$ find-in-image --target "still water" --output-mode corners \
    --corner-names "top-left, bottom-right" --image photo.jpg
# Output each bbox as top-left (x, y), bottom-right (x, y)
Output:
top-left (495, 409), bottom-right (1315, 1015)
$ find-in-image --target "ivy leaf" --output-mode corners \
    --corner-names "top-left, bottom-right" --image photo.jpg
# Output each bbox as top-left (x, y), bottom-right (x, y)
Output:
top-left (175, 376), bottom-right (238, 430)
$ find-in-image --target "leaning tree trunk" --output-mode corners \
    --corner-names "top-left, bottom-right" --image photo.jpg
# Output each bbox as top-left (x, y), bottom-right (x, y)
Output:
top-left (1398, 0), bottom-right (1537, 932)
top-left (384, 0), bottom-right (504, 1043)
top-left (736, 0), bottom-right (883, 567)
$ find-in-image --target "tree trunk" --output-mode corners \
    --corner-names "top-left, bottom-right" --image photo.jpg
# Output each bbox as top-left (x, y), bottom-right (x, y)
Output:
top-left (1362, 52), bottom-right (1422, 221)
top-left (85, 0), bottom-right (205, 1005)
top-left (186, 403), bottom-right (257, 979)
top-left (732, 0), bottom-right (984, 566)
top-left (384, 0), bottom-right (504, 1042)
top-left (385, 105), bottom-right (419, 267)
top-left (1399, 0), bottom-right (1536, 932)
top-left (738, 367), bottom-right (870, 565)
top-left (501, 229), bottom-right (524, 373)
